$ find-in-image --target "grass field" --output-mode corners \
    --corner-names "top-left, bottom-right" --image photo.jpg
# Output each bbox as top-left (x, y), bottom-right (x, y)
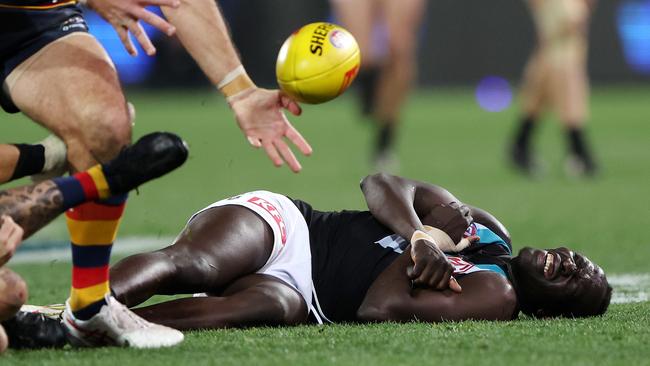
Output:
top-left (1, 86), bottom-right (649, 365)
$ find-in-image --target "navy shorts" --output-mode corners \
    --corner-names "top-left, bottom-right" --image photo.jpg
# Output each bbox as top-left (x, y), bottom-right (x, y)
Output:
top-left (0, 4), bottom-right (88, 113)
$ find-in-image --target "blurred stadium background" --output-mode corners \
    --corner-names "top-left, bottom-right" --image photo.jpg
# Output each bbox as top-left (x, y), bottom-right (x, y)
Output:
top-left (2, 0), bottom-right (649, 364)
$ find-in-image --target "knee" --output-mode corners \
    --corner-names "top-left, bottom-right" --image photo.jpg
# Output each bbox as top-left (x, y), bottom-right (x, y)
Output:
top-left (70, 101), bottom-right (132, 161)
top-left (387, 37), bottom-right (417, 67)
top-left (263, 283), bottom-right (307, 325)
top-left (90, 103), bottom-right (132, 159)
top-left (0, 268), bottom-right (28, 321)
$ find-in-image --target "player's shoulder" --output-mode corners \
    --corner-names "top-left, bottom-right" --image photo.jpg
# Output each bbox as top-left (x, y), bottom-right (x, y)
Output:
top-left (459, 271), bottom-right (518, 318)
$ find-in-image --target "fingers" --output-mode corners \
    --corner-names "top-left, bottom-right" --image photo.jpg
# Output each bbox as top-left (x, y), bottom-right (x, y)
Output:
top-left (409, 257), bottom-right (424, 279)
top-left (247, 136), bottom-right (262, 148)
top-left (262, 141), bottom-right (283, 168)
top-left (285, 124), bottom-right (313, 156)
top-left (129, 21), bottom-right (156, 56)
top-left (280, 93), bottom-right (302, 116)
top-left (141, 0), bottom-right (180, 9)
top-left (115, 24), bottom-right (137, 56)
top-left (274, 140), bottom-right (301, 173)
top-left (0, 216), bottom-right (23, 267)
top-left (133, 7), bottom-right (176, 36)
top-left (449, 277), bottom-right (462, 293)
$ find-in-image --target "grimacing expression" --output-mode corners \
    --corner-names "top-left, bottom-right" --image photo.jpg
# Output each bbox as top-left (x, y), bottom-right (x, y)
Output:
top-left (511, 247), bottom-right (611, 317)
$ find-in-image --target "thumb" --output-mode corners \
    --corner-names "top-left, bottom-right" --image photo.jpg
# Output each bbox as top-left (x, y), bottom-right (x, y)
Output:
top-left (280, 93), bottom-right (302, 116)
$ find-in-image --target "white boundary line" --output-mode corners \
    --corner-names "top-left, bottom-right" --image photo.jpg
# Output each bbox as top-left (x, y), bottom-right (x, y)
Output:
top-left (11, 236), bottom-right (174, 264)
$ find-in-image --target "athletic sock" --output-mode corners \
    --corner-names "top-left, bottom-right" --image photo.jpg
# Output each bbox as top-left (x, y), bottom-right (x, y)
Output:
top-left (357, 67), bottom-right (380, 115)
top-left (376, 122), bottom-right (395, 156)
top-left (9, 144), bottom-right (45, 181)
top-left (567, 126), bottom-right (597, 171)
top-left (66, 194), bottom-right (127, 320)
top-left (513, 115), bottom-right (536, 152)
top-left (52, 165), bottom-right (112, 211)
top-left (53, 164), bottom-right (126, 319)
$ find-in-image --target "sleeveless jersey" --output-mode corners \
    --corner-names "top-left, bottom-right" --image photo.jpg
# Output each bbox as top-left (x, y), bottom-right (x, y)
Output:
top-left (292, 199), bottom-right (512, 322)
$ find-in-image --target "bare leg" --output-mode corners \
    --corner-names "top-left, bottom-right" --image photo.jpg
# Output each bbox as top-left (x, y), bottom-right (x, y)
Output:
top-left (6, 33), bottom-right (132, 171)
top-left (0, 145), bottom-right (19, 184)
top-left (6, 32), bottom-right (134, 315)
top-left (132, 274), bottom-right (307, 330)
top-left (111, 205), bottom-right (275, 307)
top-left (375, 0), bottom-right (426, 124)
top-left (331, 0), bottom-right (376, 69)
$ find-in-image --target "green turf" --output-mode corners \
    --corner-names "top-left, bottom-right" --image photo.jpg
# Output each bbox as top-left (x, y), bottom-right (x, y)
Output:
top-left (1, 86), bottom-right (649, 364)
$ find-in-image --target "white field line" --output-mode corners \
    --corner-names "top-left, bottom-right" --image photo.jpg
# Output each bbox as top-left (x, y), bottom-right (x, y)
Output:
top-left (10, 239), bottom-right (650, 304)
top-left (11, 236), bottom-right (175, 264)
top-left (609, 274), bottom-right (650, 304)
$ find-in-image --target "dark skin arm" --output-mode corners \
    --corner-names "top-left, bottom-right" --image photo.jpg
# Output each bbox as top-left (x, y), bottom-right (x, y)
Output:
top-left (360, 173), bottom-right (468, 242)
top-left (360, 174), bottom-right (472, 290)
top-left (357, 250), bottom-right (518, 322)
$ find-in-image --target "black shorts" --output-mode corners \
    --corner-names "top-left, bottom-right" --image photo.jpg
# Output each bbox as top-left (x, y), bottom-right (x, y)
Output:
top-left (0, 4), bottom-right (88, 113)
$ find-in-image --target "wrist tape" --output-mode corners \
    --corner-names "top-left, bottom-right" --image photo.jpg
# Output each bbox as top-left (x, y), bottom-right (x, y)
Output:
top-left (218, 65), bottom-right (254, 98)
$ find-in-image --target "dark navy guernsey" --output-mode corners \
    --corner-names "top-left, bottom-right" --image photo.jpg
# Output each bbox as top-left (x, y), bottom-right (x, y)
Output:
top-left (291, 199), bottom-right (513, 323)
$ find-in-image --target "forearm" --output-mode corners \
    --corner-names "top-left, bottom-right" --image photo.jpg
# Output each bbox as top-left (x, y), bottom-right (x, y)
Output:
top-left (0, 181), bottom-right (64, 239)
top-left (162, 0), bottom-right (249, 88)
top-left (357, 252), bottom-right (416, 322)
top-left (360, 174), bottom-right (422, 239)
top-left (360, 174), bottom-right (459, 240)
top-left (358, 252), bottom-right (517, 323)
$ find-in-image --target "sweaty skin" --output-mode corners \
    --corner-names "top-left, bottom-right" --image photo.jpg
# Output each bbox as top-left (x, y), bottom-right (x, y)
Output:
top-left (110, 206), bottom-right (307, 330)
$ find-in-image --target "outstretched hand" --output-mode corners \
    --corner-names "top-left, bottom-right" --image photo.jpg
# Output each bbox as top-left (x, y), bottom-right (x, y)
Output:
top-left (0, 216), bottom-right (24, 267)
top-left (229, 88), bottom-right (313, 173)
top-left (85, 0), bottom-right (180, 56)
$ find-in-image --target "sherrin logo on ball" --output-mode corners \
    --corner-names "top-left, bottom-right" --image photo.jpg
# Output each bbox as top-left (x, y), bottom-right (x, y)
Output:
top-left (276, 22), bottom-right (361, 104)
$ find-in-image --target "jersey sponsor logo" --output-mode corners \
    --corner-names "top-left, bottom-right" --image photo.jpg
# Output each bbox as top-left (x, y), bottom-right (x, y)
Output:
top-left (247, 196), bottom-right (287, 245)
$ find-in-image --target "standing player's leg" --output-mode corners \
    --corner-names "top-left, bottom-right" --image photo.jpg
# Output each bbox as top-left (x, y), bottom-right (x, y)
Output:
top-left (5, 32), bottom-right (133, 323)
top-left (372, 0), bottom-right (426, 168)
top-left (509, 47), bottom-right (551, 175)
top-left (0, 133), bottom-right (188, 241)
top-left (331, 0), bottom-right (378, 115)
top-left (546, 0), bottom-right (596, 176)
top-left (0, 136), bottom-right (67, 184)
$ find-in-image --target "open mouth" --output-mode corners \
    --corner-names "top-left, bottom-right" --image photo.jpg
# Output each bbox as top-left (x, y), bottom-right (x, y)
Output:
top-left (543, 253), bottom-right (555, 278)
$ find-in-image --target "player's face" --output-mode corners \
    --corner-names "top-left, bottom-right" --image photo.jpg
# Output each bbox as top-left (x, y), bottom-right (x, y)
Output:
top-left (511, 247), bottom-right (609, 317)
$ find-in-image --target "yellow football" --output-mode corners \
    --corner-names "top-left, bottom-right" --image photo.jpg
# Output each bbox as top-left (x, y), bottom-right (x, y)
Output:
top-left (276, 22), bottom-right (361, 104)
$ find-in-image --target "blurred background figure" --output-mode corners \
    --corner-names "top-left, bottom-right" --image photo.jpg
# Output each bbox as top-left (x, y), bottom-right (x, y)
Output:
top-left (510, 0), bottom-right (598, 177)
top-left (330, 0), bottom-right (427, 172)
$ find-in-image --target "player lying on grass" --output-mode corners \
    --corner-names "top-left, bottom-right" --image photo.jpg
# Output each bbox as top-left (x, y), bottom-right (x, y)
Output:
top-left (4, 173), bottom-right (612, 348)
top-left (102, 173), bottom-right (611, 329)
top-left (0, 132), bottom-right (189, 351)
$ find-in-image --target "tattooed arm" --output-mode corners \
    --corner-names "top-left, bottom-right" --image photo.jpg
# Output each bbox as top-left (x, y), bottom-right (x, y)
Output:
top-left (0, 181), bottom-right (65, 239)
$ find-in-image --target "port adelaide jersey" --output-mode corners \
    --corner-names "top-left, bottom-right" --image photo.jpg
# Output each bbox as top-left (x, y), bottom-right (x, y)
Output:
top-left (291, 199), bottom-right (512, 323)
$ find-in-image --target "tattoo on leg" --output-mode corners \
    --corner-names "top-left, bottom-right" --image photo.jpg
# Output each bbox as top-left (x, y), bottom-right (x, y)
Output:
top-left (0, 181), bottom-right (64, 239)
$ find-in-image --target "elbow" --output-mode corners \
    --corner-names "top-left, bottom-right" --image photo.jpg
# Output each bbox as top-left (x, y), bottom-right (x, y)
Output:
top-left (357, 297), bottom-right (399, 322)
top-left (360, 172), bottom-right (391, 191)
top-left (357, 303), bottom-right (392, 323)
